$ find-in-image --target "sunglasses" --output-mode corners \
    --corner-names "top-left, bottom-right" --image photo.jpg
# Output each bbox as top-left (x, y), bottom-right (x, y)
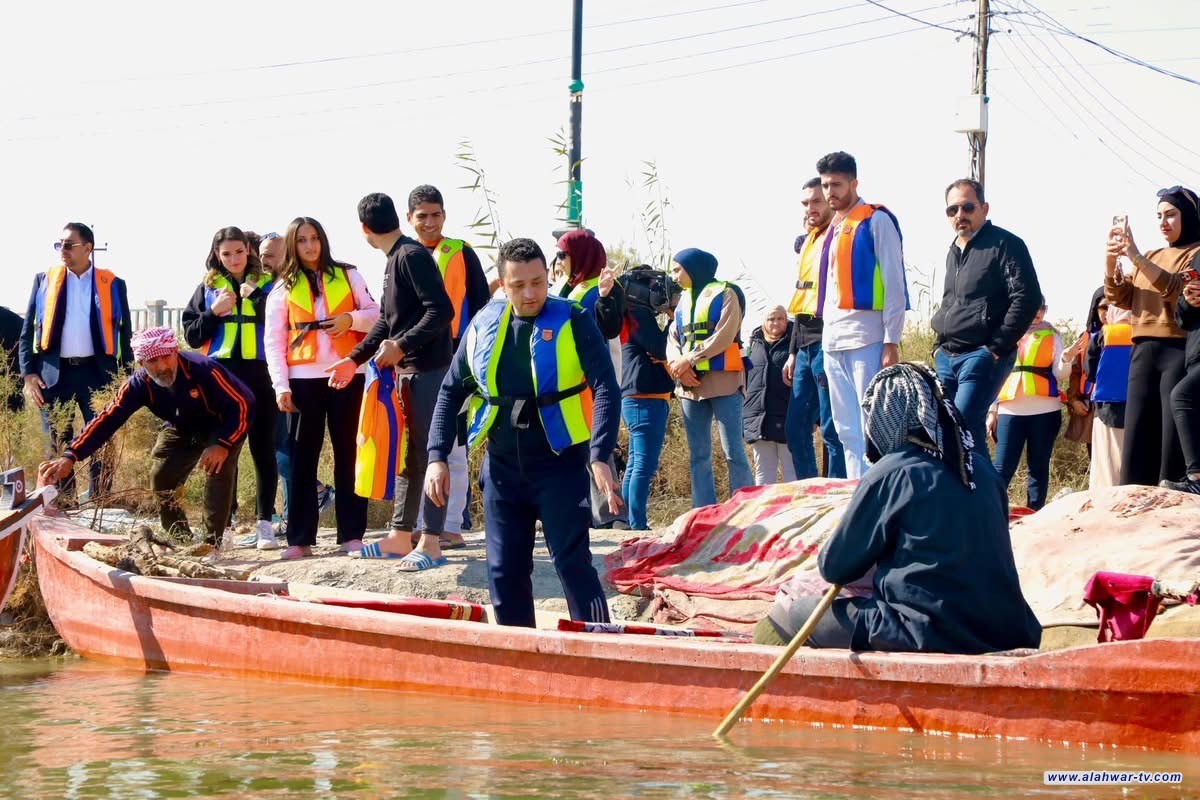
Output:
top-left (261, 232), bottom-right (281, 240)
top-left (945, 202), bottom-right (978, 217)
top-left (1157, 186), bottom-right (1200, 213)
top-left (53, 241), bottom-right (87, 251)
top-left (554, 251), bottom-right (568, 262)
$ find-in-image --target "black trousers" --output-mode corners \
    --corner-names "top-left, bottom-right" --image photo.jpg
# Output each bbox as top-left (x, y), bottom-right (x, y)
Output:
top-left (222, 361), bottom-right (278, 522)
top-left (150, 426), bottom-right (244, 543)
top-left (1121, 338), bottom-right (1186, 485)
top-left (287, 375), bottom-right (366, 546)
top-left (482, 447), bottom-right (610, 628)
top-left (1171, 362), bottom-right (1200, 476)
top-left (388, 367), bottom-right (448, 535)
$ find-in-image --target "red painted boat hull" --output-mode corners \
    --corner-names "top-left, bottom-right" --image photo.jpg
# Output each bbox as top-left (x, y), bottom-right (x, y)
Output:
top-left (32, 514), bottom-right (1200, 752)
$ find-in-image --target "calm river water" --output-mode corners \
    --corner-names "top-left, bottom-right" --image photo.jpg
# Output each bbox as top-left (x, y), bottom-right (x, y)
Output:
top-left (0, 658), bottom-right (1195, 799)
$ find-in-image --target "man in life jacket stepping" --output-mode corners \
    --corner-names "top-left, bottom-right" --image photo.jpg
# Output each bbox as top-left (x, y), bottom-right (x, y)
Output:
top-left (19, 222), bottom-right (133, 504)
top-left (424, 238), bottom-right (622, 627)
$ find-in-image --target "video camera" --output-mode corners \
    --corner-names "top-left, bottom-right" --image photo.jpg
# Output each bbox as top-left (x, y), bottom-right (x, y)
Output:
top-left (618, 265), bottom-right (680, 315)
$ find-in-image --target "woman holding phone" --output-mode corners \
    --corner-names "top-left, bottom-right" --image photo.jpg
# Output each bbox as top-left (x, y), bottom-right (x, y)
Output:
top-left (264, 217), bottom-right (379, 559)
top-left (1105, 186), bottom-right (1200, 485)
top-left (182, 226), bottom-right (279, 549)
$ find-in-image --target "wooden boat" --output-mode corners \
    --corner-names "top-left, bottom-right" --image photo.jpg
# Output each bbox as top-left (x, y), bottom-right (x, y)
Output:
top-left (32, 509), bottom-right (1200, 752)
top-left (0, 478), bottom-right (47, 613)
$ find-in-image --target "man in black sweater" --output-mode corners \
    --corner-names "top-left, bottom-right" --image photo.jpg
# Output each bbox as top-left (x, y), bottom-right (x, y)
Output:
top-left (424, 238), bottom-right (621, 626)
top-left (932, 178), bottom-right (1041, 452)
top-left (327, 193), bottom-right (454, 569)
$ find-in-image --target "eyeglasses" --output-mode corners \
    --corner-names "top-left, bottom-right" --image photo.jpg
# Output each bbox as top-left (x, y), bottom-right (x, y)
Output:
top-left (53, 241), bottom-right (87, 251)
top-left (261, 232), bottom-right (281, 240)
top-left (945, 202), bottom-right (978, 217)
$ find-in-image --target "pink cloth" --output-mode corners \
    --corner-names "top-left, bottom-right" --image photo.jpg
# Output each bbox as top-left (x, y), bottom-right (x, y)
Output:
top-left (131, 326), bottom-right (178, 361)
top-left (1083, 571), bottom-right (1160, 643)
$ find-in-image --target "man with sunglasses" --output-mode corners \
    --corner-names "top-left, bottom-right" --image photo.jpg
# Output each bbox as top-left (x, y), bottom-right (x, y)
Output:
top-left (19, 222), bottom-right (132, 503)
top-left (932, 179), bottom-right (1042, 453)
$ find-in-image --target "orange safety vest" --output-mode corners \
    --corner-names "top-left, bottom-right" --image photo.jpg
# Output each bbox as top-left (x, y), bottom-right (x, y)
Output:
top-left (431, 238), bottom-right (471, 340)
top-left (35, 265), bottom-right (123, 358)
top-left (285, 266), bottom-right (364, 365)
top-left (998, 328), bottom-right (1059, 401)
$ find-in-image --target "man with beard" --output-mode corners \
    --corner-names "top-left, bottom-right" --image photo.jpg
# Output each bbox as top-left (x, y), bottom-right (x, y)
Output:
top-left (782, 177), bottom-right (845, 479)
top-left (816, 151), bottom-right (908, 478)
top-left (931, 178), bottom-right (1041, 452)
top-left (38, 326), bottom-right (255, 544)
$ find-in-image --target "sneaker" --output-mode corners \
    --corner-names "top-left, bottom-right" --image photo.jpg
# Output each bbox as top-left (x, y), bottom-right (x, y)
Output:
top-left (220, 528), bottom-right (237, 551)
top-left (234, 532), bottom-right (259, 549)
top-left (338, 538), bottom-right (364, 554)
top-left (273, 519), bottom-right (288, 538)
top-left (255, 520), bottom-right (280, 551)
top-left (1159, 478), bottom-right (1200, 495)
top-left (316, 485), bottom-right (335, 512)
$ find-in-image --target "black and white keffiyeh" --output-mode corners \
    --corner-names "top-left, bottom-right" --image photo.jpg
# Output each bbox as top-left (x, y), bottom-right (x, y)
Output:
top-left (861, 362), bottom-right (976, 491)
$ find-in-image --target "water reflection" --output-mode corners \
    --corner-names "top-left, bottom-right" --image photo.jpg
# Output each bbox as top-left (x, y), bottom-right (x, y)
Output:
top-left (0, 659), bottom-right (1195, 798)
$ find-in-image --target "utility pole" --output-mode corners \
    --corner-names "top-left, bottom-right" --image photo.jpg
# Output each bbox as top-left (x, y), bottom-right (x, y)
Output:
top-left (566, 0), bottom-right (584, 229)
top-left (968, 0), bottom-right (990, 186)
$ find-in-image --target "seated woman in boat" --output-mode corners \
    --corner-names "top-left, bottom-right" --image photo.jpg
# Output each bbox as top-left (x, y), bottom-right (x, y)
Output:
top-left (754, 362), bottom-right (1042, 654)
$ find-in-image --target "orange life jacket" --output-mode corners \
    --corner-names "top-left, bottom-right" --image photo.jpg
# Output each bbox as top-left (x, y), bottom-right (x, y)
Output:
top-left (285, 266), bottom-right (364, 365)
top-left (35, 265), bottom-right (124, 358)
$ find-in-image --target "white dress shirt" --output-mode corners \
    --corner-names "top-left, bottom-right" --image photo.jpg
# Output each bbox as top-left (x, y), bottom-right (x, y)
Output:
top-left (59, 266), bottom-right (96, 358)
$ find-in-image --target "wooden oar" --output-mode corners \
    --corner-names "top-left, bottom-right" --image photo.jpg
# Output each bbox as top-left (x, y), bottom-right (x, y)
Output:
top-left (712, 582), bottom-right (842, 738)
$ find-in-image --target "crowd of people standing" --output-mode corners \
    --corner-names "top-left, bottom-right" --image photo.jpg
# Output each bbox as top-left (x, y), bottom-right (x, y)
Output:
top-left (10, 151), bottom-right (1200, 632)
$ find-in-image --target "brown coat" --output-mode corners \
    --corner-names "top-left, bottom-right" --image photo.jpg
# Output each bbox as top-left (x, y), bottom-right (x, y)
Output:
top-left (1105, 243), bottom-right (1200, 339)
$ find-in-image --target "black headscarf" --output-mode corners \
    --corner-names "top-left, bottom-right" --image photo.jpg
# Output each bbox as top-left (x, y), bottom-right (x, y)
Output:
top-left (1157, 186), bottom-right (1200, 248)
top-left (1085, 286), bottom-right (1106, 336)
top-left (862, 362), bottom-right (976, 490)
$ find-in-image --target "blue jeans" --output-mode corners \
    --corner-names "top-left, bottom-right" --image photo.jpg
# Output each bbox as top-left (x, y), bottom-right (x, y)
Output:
top-left (680, 392), bottom-right (754, 508)
top-left (621, 397), bottom-right (669, 530)
top-left (823, 342), bottom-right (884, 479)
top-left (784, 342), bottom-right (845, 479)
top-left (994, 410), bottom-right (1062, 510)
top-left (935, 347), bottom-right (1017, 454)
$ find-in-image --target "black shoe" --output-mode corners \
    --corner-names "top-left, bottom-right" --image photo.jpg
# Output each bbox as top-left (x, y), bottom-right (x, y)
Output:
top-left (1159, 478), bottom-right (1200, 494)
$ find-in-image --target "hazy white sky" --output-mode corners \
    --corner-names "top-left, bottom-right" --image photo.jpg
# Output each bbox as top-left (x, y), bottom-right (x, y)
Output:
top-left (3, 0), bottom-right (1197, 334)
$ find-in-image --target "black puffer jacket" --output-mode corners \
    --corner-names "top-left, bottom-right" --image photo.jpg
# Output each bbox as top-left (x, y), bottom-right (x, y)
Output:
top-left (743, 323), bottom-right (792, 444)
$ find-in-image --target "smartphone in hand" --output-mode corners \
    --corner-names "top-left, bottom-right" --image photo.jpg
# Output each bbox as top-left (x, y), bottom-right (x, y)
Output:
top-left (1181, 268), bottom-right (1200, 283)
top-left (1111, 215), bottom-right (1128, 241)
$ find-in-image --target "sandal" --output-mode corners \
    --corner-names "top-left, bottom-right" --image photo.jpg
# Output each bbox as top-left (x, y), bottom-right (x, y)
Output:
top-left (396, 551), bottom-right (448, 572)
top-left (350, 542), bottom-right (408, 560)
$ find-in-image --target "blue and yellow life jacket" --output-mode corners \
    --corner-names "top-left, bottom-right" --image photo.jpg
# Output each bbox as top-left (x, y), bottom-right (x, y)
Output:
top-left (674, 281), bottom-right (744, 373)
top-left (1092, 323), bottom-right (1132, 404)
top-left (463, 296), bottom-right (593, 454)
top-left (201, 274), bottom-right (272, 360)
top-left (567, 276), bottom-right (601, 313)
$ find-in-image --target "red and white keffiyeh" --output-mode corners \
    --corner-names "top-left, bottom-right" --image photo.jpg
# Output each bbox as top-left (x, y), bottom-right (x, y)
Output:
top-left (131, 326), bottom-right (179, 362)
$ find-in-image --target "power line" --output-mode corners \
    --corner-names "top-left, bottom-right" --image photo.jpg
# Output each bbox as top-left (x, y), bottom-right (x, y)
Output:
top-left (1006, 1), bottom-right (1200, 87)
top-left (997, 3), bottom-right (1200, 176)
top-left (79, 0), bottom-right (782, 86)
top-left (5, 13), bottom-right (956, 143)
top-left (994, 34), bottom-right (1157, 184)
top-left (862, 0), bottom-right (971, 35)
top-left (6, 2), bottom-right (939, 126)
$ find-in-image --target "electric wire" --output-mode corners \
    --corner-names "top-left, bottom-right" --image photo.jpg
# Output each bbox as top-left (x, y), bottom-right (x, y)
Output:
top-left (862, 0), bottom-right (970, 34)
top-left (1002, 8), bottom-right (1198, 180)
